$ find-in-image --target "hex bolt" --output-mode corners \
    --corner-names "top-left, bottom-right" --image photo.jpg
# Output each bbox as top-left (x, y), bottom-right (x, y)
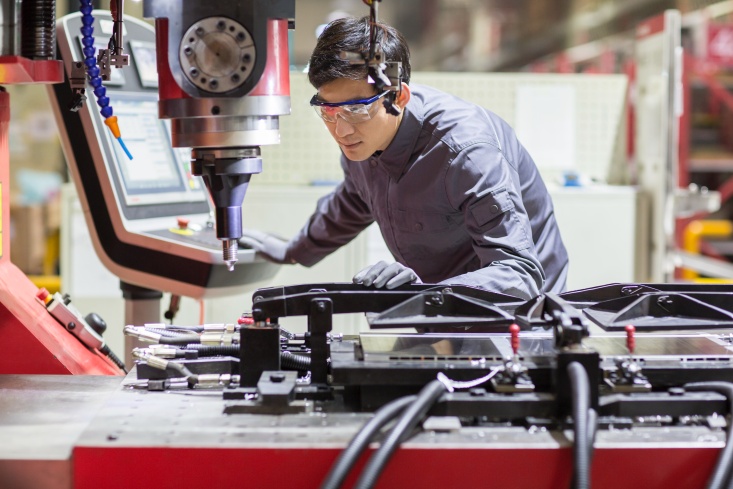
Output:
top-left (195, 26), bottom-right (204, 37)
top-left (270, 373), bottom-right (286, 383)
top-left (242, 53), bottom-right (251, 63)
top-left (217, 21), bottom-right (226, 31)
top-left (183, 46), bottom-right (192, 56)
top-left (231, 73), bottom-right (240, 83)
top-left (209, 79), bottom-right (219, 89)
top-left (236, 31), bottom-right (246, 42)
top-left (189, 68), bottom-right (199, 78)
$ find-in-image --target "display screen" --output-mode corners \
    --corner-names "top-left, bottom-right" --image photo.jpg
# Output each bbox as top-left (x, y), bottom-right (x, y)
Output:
top-left (108, 95), bottom-right (189, 199)
top-left (130, 40), bottom-right (158, 88)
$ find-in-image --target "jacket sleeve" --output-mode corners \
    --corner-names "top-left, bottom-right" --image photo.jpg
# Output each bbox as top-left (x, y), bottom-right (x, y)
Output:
top-left (439, 142), bottom-right (545, 300)
top-left (287, 158), bottom-right (374, 267)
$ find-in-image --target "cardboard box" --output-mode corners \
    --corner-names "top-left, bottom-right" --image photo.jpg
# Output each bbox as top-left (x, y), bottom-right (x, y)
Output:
top-left (10, 204), bottom-right (45, 275)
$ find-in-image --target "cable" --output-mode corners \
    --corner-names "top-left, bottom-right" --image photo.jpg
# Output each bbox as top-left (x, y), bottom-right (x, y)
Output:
top-left (567, 362), bottom-right (592, 489)
top-left (158, 334), bottom-right (202, 346)
top-left (684, 382), bottom-right (733, 489)
top-left (144, 327), bottom-right (192, 338)
top-left (321, 395), bottom-right (416, 489)
top-left (168, 325), bottom-right (205, 333)
top-left (280, 351), bottom-right (311, 371)
top-left (587, 408), bottom-right (597, 463)
top-left (164, 361), bottom-right (199, 388)
top-left (99, 344), bottom-right (127, 373)
top-left (353, 380), bottom-right (447, 489)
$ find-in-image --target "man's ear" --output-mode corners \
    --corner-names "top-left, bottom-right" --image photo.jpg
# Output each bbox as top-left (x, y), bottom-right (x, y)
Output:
top-left (395, 82), bottom-right (411, 110)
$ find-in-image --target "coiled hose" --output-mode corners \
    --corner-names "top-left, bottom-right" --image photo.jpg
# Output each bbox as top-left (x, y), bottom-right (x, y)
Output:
top-left (353, 380), bottom-right (447, 489)
top-left (684, 382), bottom-right (733, 489)
top-left (145, 327), bottom-right (193, 338)
top-left (78, 0), bottom-right (131, 159)
top-left (183, 345), bottom-right (311, 371)
top-left (321, 395), bottom-right (417, 489)
top-left (100, 344), bottom-right (127, 373)
top-left (567, 362), bottom-right (592, 489)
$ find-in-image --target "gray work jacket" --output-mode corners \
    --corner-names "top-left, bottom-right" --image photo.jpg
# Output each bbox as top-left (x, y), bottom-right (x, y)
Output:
top-left (288, 84), bottom-right (569, 299)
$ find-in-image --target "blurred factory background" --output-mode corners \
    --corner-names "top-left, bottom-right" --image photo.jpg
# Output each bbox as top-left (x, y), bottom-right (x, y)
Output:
top-left (8, 0), bottom-right (733, 354)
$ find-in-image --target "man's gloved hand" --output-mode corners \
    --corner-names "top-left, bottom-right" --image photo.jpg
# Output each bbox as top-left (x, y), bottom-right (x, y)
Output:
top-left (353, 261), bottom-right (422, 289)
top-left (239, 229), bottom-right (294, 265)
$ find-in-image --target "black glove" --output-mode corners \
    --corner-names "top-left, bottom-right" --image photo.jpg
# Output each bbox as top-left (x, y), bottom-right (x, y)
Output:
top-left (353, 261), bottom-right (421, 289)
top-left (239, 229), bottom-right (294, 265)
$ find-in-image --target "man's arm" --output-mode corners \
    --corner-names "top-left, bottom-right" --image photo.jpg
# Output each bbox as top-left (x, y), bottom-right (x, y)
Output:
top-left (441, 142), bottom-right (546, 300)
top-left (288, 159), bottom-right (374, 267)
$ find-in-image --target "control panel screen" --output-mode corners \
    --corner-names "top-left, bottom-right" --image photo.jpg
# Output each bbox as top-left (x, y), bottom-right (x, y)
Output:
top-left (130, 40), bottom-right (158, 88)
top-left (108, 94), bottom-right (206, 206)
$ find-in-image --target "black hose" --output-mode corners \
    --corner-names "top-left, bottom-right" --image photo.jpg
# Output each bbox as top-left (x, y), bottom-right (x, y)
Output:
top-left (321, 395), bottom-right (417, 489)
top-left (99, 344), bottom-right (127, 373)
top-left (159, 334), bottom-right (201, 346)
top-left (145, 327), bottom-right (194, 338)
top-left (186, 344), bottom-right (240, 357)
top-left (353, 380), bottom-right (447, 489)
top-left (281, 351), bottom-right (311, 370)
top-left (684, 382), bottom-right (733, 489)
top-left (167, 325), bottom-right (205, 333)
top-left (587, 408), bottom-right (597, 463)
top-left (181, 345), bottom-right (310, 371)
top-left (567, 362), bottom-right (591, 489)
top-left (165, 361), bottom-right (199, 388)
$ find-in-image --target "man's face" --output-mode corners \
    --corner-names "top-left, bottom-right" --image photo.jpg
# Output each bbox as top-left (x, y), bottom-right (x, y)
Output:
top-left (316, 78), bottom-right (403, 161)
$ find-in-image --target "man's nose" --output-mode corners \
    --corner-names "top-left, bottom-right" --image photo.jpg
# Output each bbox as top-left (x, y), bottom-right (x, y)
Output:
top-left (334, 115), bottom-right (355, 137)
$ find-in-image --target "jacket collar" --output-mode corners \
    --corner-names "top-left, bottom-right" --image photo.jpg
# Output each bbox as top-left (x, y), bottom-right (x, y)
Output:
top-left (372, 89), bottom-right (424, 181)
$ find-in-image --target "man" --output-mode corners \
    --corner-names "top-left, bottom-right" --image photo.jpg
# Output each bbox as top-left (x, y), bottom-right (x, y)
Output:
top-left (241, 17), bottom-right (568, 300)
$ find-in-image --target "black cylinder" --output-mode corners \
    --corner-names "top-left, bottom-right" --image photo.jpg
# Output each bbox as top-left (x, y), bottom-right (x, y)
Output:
top-left (215, 206), bottom-right (242, 239)
top-left (21, 0), bottom-right (55, 60)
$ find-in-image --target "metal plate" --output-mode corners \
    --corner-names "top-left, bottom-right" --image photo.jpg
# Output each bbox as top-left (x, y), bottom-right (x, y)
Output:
top-left (0, 375), bottom-right (121, 489)
top-left (359, 333), bottom-right (733, 361)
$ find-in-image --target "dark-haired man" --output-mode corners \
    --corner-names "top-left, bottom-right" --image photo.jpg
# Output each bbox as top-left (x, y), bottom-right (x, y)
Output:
top-left (241, 17), bottom-right (568, 299)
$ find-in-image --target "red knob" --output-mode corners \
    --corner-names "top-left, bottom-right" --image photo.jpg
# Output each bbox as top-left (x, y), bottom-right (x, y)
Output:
top-left (176, 217), bottom-right (190, 230)
top-left (509, 323), bottom-right (520, 355)
top-left (625, 324), bottom-right (636, 354)
top-left (238, 316), bottom-right (254, 325)
top-left (36, 288), bottom-right (48, 300)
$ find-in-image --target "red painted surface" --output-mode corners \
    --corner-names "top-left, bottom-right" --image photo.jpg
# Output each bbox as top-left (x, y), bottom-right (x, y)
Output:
top-left (73, 445), bottom-right (719, 489)
top-left (0, 90), bottom-right (8, 265)
top-left (707, 23), bottom-right (733, 66)
top-left (0, 263), bottom-right (121, 375)
top-left (156, 18), bottom-right (187, 102)
top-left (0, 57), bottom-right (63, 84)
top-left (250, 19), bottom-right (291, 97)
top-left (0, 86), bottom-right (119, 375)
top-left (636, 13), bottom-right (666, 39)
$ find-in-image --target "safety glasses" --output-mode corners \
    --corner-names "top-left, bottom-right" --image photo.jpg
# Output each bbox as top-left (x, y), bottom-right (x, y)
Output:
top-left (310, 91), bottom-right (390, 124)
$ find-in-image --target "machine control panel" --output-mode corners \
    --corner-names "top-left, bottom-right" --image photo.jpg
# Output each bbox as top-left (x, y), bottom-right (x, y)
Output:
top-left (49, 12), bottom-right (276, 299)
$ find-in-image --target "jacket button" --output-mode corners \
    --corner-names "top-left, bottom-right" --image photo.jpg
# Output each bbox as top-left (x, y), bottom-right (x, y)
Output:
top-left (414, 222), bottom-right (423, 231)
top-left (491, 205), bottom-right (500, 213)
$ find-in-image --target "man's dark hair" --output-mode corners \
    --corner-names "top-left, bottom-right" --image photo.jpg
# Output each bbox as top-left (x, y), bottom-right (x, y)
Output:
top-left (308, 16), bottom-right (411, 90)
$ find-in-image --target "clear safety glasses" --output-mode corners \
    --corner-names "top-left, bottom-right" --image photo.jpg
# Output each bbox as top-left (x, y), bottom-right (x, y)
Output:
top-left (310, 91), bottom-right (390, 124)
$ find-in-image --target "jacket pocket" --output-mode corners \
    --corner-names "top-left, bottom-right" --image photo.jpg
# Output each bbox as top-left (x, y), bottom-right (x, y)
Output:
top-left (468, 187), bottom-right (530, 252)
